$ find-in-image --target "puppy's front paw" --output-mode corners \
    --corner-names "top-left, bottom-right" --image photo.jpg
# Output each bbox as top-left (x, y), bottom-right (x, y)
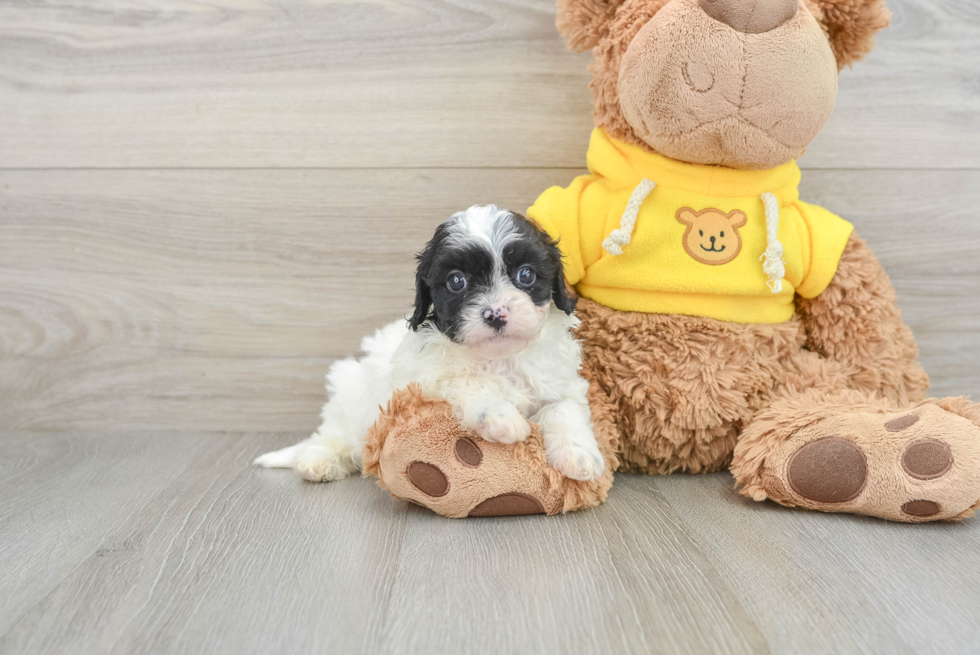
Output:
top-left (468, 404), bottom-right (531, 445)
top-left (546, 440), bottom-right (605, 482)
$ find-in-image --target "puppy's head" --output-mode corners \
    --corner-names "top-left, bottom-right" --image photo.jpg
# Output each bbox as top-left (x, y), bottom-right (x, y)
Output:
top-left (409, 205), bottom-right (576, 359)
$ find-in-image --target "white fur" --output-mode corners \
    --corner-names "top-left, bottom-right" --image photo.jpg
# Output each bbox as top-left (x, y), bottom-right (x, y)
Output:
top-left (255, 206), bottom-right (603, 483)
top-left (254, 309), bottom-right (602, 482)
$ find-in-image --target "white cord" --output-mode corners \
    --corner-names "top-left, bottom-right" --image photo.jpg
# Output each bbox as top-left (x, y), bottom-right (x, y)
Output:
top-left (602, 178), bottom-right (656, 256)
top-left (759, 192), bottom-right (785, 294)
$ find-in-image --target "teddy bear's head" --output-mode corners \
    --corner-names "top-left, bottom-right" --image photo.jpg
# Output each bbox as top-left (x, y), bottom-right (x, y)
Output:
top-left (557, 0), bottom-right (890, 169)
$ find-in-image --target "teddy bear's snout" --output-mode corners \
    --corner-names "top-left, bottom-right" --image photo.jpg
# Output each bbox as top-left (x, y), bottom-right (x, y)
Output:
top-left (699, 0), bottom-right (798, 34)
top-left (617, 0), bottom-right (839, 168)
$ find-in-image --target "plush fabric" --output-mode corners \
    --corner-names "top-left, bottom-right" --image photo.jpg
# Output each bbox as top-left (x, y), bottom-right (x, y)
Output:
top-left (527, 128), bottom-right (854, 323)
top-left (731, 392), bottom-right (980, 522)
top-left (700, 0), bottom-right (799, 34)
top-left (364, 0), bottom-right (980, 523)
top-left (803, 0), bottom-right (892, 69)
top-left (556, 0), bottom-right (629, 51)
top-left (564, 0), bottom-right (889, 166)
top-left (363, 385), bottom-right (618, 518)
top-left (615, 0), bottom-right (839, 169)
top-left (366, 231), bottom-right (980, 522)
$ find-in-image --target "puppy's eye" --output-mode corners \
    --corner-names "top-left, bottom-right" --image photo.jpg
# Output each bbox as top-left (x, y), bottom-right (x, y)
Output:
top-left (516, 266), bottom-right (536, 286)
top-left (699, 230), bottom-right (704, 237)
top-left (720, 231), bottom-right (725, 238)
top-left (446, 272), bottom-right (467, 293)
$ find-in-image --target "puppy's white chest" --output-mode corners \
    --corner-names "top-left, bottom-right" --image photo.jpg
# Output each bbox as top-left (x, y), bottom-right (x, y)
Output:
top-left (477, 359), bottom-right (538, 408)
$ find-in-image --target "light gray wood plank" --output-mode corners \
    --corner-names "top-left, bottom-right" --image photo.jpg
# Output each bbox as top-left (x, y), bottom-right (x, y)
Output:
top-left (0, 432), bottom-right (767, 655)
top-left (0, 0), bottom-right (977, 170)
top-left (652, 472), bottom-right (980, 655)
top-left (0, 167), bottom-right (573, 433)
top-left (4, 433), bottom-right (979, 654)
top-left (2, 168), bottom-right (978, 432)
top-left (0, 433), bottom-right (411, 655)
top-left (366, 479), bottom-right (768, 655)
top-left (0, 432), bottom-right (220, 637)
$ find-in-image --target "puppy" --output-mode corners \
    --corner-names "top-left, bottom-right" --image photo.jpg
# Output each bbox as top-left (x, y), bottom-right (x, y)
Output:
top-left (254, 205), bottom-right (604, 482)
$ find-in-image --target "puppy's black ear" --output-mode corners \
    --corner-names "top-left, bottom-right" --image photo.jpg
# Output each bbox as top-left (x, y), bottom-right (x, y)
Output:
top-left (408, 223), bottom-right (446, 330)
top-left (546, 236), bottom-right (577, 315)
top-left (409, 268), bottom-right (432, 330)
top-left (552, 264), bottom-right (578, 315)
top-left (516, 211), bottom-right (578, 316)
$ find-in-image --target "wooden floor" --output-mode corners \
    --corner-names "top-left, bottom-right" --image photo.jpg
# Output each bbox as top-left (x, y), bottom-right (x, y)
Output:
top-left (2, 0), bottom-right (980, 653)
top-left (2, 432), bottom-right (980, 654)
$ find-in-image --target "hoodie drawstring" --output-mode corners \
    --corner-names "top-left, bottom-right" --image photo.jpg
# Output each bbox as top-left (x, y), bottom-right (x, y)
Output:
top-left (759, 192), bottom-right (785, 294)
top-left (602, 179), bottom-right (656, 256)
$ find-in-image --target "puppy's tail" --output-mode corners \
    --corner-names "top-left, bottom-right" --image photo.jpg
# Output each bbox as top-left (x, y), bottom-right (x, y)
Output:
top-left (253, 439), bottom-right (310, 468)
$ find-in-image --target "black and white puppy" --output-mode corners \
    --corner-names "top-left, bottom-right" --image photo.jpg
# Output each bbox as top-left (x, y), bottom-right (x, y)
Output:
top-left (255, 205), bottom-right (604, 482)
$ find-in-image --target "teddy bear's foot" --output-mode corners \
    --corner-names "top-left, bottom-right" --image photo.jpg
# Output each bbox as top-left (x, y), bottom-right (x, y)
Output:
top-left (733, 393), bottom-right (980, 522)
top-left (362, 386), bottom-right (615, 518)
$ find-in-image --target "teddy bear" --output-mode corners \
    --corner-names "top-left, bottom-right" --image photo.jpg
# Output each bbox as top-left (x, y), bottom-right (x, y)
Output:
top-left (363, 0), bottom-right (980, 522)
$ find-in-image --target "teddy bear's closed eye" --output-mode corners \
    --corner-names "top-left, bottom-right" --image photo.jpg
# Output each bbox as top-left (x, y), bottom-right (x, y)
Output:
top-left (681, 61), bottom-right (714, 93)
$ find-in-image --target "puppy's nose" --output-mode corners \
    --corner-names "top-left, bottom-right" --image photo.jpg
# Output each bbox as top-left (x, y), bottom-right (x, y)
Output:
top-left (483, 305), bottom-right (508, 330)
top-left (699, 0), bottom-right (798, 34)
top-left (710, 236), bottom-right (716, 243)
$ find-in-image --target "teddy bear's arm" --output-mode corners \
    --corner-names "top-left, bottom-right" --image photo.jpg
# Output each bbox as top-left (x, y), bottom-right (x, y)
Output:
top-left (796, 231), bottom-right (930, 406)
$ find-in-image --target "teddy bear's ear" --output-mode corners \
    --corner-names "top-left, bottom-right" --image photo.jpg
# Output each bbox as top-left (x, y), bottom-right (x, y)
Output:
top-left (805, 0), bottom-right (892, 69)
top-left (556, 0), bottom-right (628, 52)
top-left (727, 210), bottom-right (748, 229)
top-left (676, 208), bottom-right (697, 225)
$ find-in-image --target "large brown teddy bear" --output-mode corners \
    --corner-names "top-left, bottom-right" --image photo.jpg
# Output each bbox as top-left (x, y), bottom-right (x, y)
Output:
top-left (364, 0), bottom-right (980, 522)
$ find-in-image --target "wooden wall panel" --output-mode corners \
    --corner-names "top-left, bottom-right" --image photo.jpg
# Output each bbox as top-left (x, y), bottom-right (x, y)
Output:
top-left (1, 0), bottom-right (978, 169)
top-left (2, 168), bottom-right (977, 431)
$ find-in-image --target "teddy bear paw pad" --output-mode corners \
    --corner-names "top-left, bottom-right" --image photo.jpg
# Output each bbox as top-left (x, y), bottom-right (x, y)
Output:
top-left (900, 438), bottom-right (953, 480)
top-left (406, 461), bottom-right (450, 497)
top-left (468, 493), bottom-right (546, 517)
top-left (901, 500), bottom-right (941, 518)
top-left (786, 437), bottom-right (867, 504)
top-left (454, 437), bottom-right (483, 468)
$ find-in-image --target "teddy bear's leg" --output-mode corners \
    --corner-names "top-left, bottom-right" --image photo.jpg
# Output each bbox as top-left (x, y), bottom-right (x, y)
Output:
top-left (361, 385), bottom-right (618, 518)
top-left (796, 231), bottom-right (930, 405)
top-left (731, 383), bottom-right (980, 522)
top-left (573, 297), bottom-right (808, 475)
top-left (732, 232), bottom-right (980, 522)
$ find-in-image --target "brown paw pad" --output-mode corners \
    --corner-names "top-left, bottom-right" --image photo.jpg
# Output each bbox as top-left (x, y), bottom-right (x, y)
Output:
top-left (407, 461), bottom-right (449, 497)
top-left (454, 437), bottom-right (483, 468)
top-left (885, 414), bottom-right (920, 432)
top-left (787, 437), bottom-right (867, 503)
top-left (468, 493), bottom-right (545, 517)
top-left (902, 439), bottom-right (953, 480)
top-left (901, 500), bottom-right (941, 517)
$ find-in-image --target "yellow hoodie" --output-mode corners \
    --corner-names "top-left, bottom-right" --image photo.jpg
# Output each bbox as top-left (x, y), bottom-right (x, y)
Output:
top-left (527, 129), bottom-right (854, 324)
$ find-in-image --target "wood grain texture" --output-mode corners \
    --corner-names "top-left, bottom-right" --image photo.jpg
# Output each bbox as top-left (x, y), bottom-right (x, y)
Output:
top-left (2, 432), bottom-right (979, 654)
top-left (653, 472), bottom-right (980, 654)
top-left (2, 168), bottom-right (978, 432)
top-left (0, 432), bottom-right (765, 655)
top-left (0, 432), bottom-right (221, 637)
top-left (1, 0), bottom-right (978, 169)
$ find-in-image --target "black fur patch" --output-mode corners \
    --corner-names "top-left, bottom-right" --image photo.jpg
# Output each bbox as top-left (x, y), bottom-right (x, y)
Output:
top-left (504, 214), bottom-right (577, 315)
top-left (410, 209), bottom-right (576, 339)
